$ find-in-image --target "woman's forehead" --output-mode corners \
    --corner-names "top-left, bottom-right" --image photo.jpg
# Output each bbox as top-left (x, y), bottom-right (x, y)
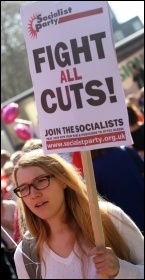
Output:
top-left (17, 165), bottom-right (45, 173)
top-left (16, 166), bottom-right (48, 183)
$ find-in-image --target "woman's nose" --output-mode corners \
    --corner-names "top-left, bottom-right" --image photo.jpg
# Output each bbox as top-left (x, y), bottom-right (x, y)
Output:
top-left (30, 185), bottom-right (41, 197)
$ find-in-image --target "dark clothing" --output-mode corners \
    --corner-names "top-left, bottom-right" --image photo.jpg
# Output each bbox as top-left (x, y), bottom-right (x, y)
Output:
top-left (92, 147), bottom-right (144, 234)
top-left (1, 239), bottom-right (17, 279)
top-left (133, 68), bottom-right (144, 89)
top-left (131, 124), bottom-right (144, 152)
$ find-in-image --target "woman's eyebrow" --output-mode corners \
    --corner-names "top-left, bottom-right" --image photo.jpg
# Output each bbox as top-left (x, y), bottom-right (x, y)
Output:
top-left (17, 174), bottom-right (48, 187)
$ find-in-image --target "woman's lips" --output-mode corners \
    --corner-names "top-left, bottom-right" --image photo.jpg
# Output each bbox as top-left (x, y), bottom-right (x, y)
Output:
top-left (35, 201), bottom-right (48, 207)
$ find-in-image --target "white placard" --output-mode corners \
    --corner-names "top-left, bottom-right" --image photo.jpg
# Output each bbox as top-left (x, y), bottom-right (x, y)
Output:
top-left (21, 1), bottom-right (133, 154)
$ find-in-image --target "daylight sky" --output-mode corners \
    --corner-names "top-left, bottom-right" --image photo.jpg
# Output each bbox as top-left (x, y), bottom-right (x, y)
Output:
top-left (11, 1), bottom-right (144, 25)
top-left (108, 1), bottom-right (144, 25)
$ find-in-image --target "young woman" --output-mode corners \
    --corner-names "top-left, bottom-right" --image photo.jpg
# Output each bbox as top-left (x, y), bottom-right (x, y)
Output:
top-left (12, 149), bottom-right (144, 279)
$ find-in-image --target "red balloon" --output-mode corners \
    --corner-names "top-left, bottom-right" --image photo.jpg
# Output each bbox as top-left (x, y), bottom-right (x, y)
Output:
top-left (14, 124), bottom-right (31, 140)
top-left (1, 103), bottom-right (19, 124)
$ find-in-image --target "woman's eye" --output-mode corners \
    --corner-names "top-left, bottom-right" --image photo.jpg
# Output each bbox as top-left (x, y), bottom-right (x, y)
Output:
top-left (21, 186), bottom-right (28, 192)
top-left (37, 178), bottom-right (46, 183)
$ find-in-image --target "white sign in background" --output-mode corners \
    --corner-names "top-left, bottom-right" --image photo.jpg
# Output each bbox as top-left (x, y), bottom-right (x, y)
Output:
top-left (21, 1), bottom-right (133, 154)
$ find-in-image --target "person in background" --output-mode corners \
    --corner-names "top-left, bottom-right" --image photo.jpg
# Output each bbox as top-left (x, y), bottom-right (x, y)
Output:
top-left (138, 86), bottom-right (144, 114)
top-left (1, 188), bottom-right (17, 276)
top-left (91, 146), bottom-right (144, 235)
top-left (1, 149), bottom-right (11, 168)
top-left (22, 137), bottom-right (71, 163)
top-left (21, 138), bottom-right (43, 152)
top-left (126, 92), bottom-right (139, 107)
top-left (2, 159), bottom-right (22, 248)
top-left (13, 149), bottom-right (143, 279)
top-left (72, 151), bottom-right (84, 178)
top-left (125, 93), bottom-right (144, 123)
top-left (10, 151), bottom-right (23, 166)
top-left (3, 161), bottom-right (14, 186)
top-left (13, 207), bottom-right (22, 244)
top-left (1, 237), bottom-right (17, 279)
top-left (132, 63), bottom-right (144, 89)
top-left (1, 168), bottom-right (8, 198)
top-left (3, 160), bottom-right (17, 201)
top-left (71, 147), bottom-right (144, 234)
top-left (127, 103), bottom-right (144, 159)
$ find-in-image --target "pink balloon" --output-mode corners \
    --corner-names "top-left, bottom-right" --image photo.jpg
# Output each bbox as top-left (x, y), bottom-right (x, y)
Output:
top-left (1, 103), bottom-right (19, 124)
top-left (14, 124), bottom-right (31, 140)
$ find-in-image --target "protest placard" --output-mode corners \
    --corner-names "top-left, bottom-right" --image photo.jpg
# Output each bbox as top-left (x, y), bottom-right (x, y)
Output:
top-left (20, 1), bottom-right (133, 155)
top-left (21, 2), bottom-right (133, 266)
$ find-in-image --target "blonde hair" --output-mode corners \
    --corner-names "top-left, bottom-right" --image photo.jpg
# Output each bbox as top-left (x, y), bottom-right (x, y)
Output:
top-left (12, 150), bottom-right (130, 264)
top-left (22, 138), bottom-right (42, 152)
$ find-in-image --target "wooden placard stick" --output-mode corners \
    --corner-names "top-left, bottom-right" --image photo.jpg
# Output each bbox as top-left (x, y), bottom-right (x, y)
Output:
top-left (81, 150), bottom-right (108, 279)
